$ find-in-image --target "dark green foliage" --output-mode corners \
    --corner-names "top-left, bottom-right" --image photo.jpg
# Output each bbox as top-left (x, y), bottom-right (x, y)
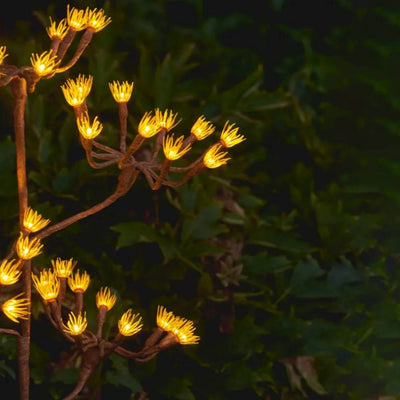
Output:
top-left (0, 0), bottom-right (399, 399)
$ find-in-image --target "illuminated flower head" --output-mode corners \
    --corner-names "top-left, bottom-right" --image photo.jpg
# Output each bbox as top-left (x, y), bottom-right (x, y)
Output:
top-left (63, 311), bottom-right (87, 336)
top-left (154, 108), bottom-right (181, 132)
top-left (46, 17), bottom-right (69, 40)
top-left (16, 233), bottom-right (43, 260)
top-left (0, 46), bottom-right (8, 64)
top-left (30, 51), bottom-right (59, 77)
top-left (170, 316), bottom-right (200, 345)
top-left (191, 115), bottom-right (215, 140)
top-left (2, 293), bottom-right (30, 323)
top-left (203, 144), bottom-right (230, 169)
top-left (138, 111), bottom-right (159, 138)
top-left (61, 74), bottom-right (93, 107)
top-left (23, 207), bottom-right (50, 233)
top-left (96, 286), bottom-right (117, 311)
top-left (86, 7), bottom-right (112, 32)
top-left (108, 80), bottom-right (134, 103)
top-left (51, 257), bottom-right (76, 278)
top-left (156, 306), bottom-right (200, 345)
top-left (32, 269), bottom-right (60, 302)
top-left (76, 111), bottom-right (103, 140)
top-left (68, 269), bottom-right (90, 293)
top-left (220, 121), bottom-right (246, 148)
top-left (163, 134), bottom-right (192, 161)
top-left (156, 305), bottom-right (176, 331)
top-left (67, 5), bottom-right (87, 31)
top-left (118, 309), bottom-right (143, 336)
top-left (0, 259), bottom-right (21, 286)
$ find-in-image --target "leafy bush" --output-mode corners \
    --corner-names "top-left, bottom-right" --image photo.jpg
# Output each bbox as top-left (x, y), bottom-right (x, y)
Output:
top-left (0, 0), bottom-right (399, 399)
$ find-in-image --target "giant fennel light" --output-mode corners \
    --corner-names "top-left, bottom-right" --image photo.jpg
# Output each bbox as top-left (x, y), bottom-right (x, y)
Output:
top-left (0, 4), bottom-right (245, 400)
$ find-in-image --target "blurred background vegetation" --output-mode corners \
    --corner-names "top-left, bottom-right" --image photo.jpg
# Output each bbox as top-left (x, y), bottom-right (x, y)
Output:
top-left (0, 0), bottom-right (400, 399)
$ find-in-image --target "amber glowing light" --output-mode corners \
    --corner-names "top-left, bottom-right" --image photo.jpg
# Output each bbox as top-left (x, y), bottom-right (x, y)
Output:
top-left (52, 257), bottom-right (76, 278)
top-left (23, 207), bottom-right (50, 233)
top-left (68, 269), bottom-right (90, 293)
top-left (30, 51), bottom-right (59, 77)
top-left (86, 8), bottom-right (112, 32)
top-left (2, 293), bottom-right (30, 323)
top-left (163, 134), bottom-right (191, 161)
top-left (191, 115), bottom-right (215, 140)
top-left (67, 5), bottom-right (87, 31)
top-left (32, 269), bottom-right (60, 302)
top-left (156, 305), bottom-right (199, 345)
top-left (77, 111), bottom-right (103, 140)
top-left (108, 80), bottom-right (134, 103)
top-left (138, 112), bottom-right (159, 138)
top-left (203, 144), bottom-right (230, 169)
top-left (156, 305), bottom-right (175, 331)
top-left (46, 17), bottom-right (69, 40)
top-left (0, 46), bottom-right (8, 64)
top-left (171, 317), bottom-right (200, 345)
top-left (61, 74), bottom-right (93, 107)
top-left (155, 109), bottom-right (181, 131)
top-left (220, 121), bottom-right (246, 148)
top-left (16, 233), bottom-right (43, 260)
top-left (96, 287), bottom-right (117, 310)
top-left (0, 259), bottom-right (21, 286)
top-left (118, 309), bottom-right (143, 336)
top-left (64, 312), bottom-right (88, 336)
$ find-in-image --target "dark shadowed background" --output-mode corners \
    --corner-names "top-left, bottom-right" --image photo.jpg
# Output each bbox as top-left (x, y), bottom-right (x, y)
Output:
top-left (0, 1), bottom-right (400, 399)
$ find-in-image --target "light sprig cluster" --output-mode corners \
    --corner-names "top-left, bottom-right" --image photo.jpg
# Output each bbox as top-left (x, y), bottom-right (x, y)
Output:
top-left (0, 207), bottom-right (50, 323)
top-left (59, 71), bottom-right (246, 188)
top-left (0, 4), bottom-right (242, 398)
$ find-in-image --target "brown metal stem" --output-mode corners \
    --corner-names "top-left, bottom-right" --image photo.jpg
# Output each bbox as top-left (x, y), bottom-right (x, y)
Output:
top-left (118, 102), bottom-right (128, 153)
top-left (35, 190), bottom-right (123, 240)
top-left (56, 29), bottom-right (94, 73)
top-left (11, 76), bottom-right (31, 400)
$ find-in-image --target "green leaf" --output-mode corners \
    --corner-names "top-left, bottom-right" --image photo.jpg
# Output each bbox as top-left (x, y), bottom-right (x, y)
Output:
top-left (158, 377), bottom-right (195, 400)
top-left (154, 54), bottom-right (174, 108)
top-left (249, 227), bottom-right (316, 253)
top-left (0, 139), bottom-right (16, 171)
top-left (111, 221), bottom-right (157, 249)
top-left (181, 203), bottom-right (226, 243)
top-left (242, 253), bottom-right (292, 276)
top-left (105, 355), bottom-right (143, 393)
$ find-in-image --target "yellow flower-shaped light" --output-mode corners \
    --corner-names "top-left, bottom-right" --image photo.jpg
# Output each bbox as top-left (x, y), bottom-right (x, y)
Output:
top-left (220, 121), bottom-right (246, 148)
top-left (163, 134), bottom-right (192, 161)
top-left (46, 17), bottom-right (69, 40)
top-left (96, 287), bottom-right (116, 311)
top-left (0, 46), bottom-right (8, 64)
top-left (108, 80), bottom-right (134, 103)
top-left (67, 5), bottom-right (87, 31)
top-left (76, 111), bottom-right (103, 140)
top-left (0, 259), bottom-right (21, 286)
top-left (32, 269), bottom-right (60, 302)
top-left (68, 269), bottom-right (90, 293)
top-left (51, 257), bottom-right (75, 278)
top-left (23, 207), bottom-right (50, 233)
top-left (30, 51), bottom-right (59, 77)
top-left (16, 233), bottom-right (43, 260)
top-left (63, 311), bottom-right (87, 335)
top-left (2, 293), bottom-right (30, 323)
top-left (86, 7), bottom-right (112, 32)
top-left (154, 108), bottom-right (181, 132)
top-left (191, 115), bottom-right (215, 140)
top-left (138, 111), bottom-right (159, 138)
top-left (61, 74), bottom-right (93, 107)
top-left (171, 317), bottom-right (200, 345)
top-left (156, 305), bottom-right (176, 331)
top-left (203, 144), bottom-right (230, 169)
top-left (118, 309), bottom-right (143, 336)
